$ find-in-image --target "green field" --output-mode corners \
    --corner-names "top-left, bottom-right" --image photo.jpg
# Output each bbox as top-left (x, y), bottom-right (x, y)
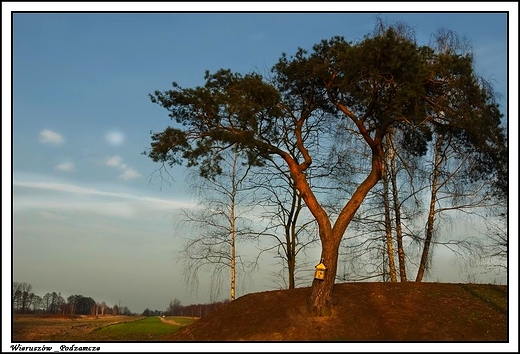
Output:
top-left (85, 316), bottom-right (196, 341)
top-left (13, 315), bottom-right (198, 342)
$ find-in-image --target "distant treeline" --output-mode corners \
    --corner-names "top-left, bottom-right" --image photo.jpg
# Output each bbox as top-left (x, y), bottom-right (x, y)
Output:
top-left (13, 281), bottom-right (230, 318)
top-left (140, 298), bottom-right (231, 318)
top-left (165, 298), bottom-right (230, 318)
top-left (12, 282), bottom-right (133, 316)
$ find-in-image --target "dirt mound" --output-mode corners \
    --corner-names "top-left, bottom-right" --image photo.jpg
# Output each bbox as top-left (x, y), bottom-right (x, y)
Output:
top-left (165, 282), bottom-right (507, 341)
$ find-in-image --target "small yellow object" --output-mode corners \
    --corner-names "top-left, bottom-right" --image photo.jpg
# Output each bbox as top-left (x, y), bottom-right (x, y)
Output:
top-left (314, 261), bottom-right (326, 280)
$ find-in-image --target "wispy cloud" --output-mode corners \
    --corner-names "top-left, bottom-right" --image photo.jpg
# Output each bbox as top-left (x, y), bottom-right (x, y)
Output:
top-left (55, 162), bottom-right (75, 172)
top-left (38, 211), bottom-right (68, 221)
top-left (106, 155), bottom-right (123, 167)
top-left (105, 155), bottom-right (142, 180)
top-left (39, 129), bottom-right (64, 145)
top-left (14, 180), bottom-right (133, 198)
top-left (13, 180), bottom-right (197, 213)
top-left (105, 131), bottom-right (125, 146)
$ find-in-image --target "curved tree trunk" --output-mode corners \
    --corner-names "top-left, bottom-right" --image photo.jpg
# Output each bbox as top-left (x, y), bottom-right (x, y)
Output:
top-left (304, 143), bottom-right (384, 316)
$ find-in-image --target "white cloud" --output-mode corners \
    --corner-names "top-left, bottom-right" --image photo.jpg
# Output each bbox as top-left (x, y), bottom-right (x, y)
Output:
top-left (106, 131), bottom-right (125, 146)
top-left (119, 168), bottom-right (141, 180)
top-left (55, 162), bottom-right (75, 172)
top-left (105, 156), bottom-right (122, 167)
top-left (118, 170), bottom-right (141, 180)
top-left (105, 155), bottom-right (142, 180)
top-left (39, 129), bottom-right (64, 145)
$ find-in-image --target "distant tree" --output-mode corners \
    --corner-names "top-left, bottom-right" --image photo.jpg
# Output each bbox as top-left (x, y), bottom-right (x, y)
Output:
top-left (99, 301), bottom-right (108, 316)
top-left (67, 295), bottom-right (78, 315)
top-left (120, 306), bottom-right (132, 316)
top-left (42, 292), bottom-right (64, 314)
top-left (42, 292), bottom-right (52, 312)
top-left (147, 21), bottom-right (506, 315)
top-left (13, 282), bottom-right (35, 314)
top-left (12, 282), bottom-right (22, 312)
top-left (166, 298), bottom-right (182, 316)
top-left (31, 294), bottom-right (43, 313)
top-left (66, 295), bottom-right (97, 315)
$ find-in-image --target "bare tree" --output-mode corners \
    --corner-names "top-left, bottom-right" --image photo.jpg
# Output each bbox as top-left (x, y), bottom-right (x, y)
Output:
top-left (42, 292), bottom-right (64, 314)
top-left (99, 301), bottom-right (107, 316)
top-left (178, 144), bottom-right (255, 301)
top-left (12, 282), bottom-right (23, 312)
top-left (250, 157), bottom-right (319, 289)
top-left (481, 207), bottom-right (507, 276)
top-left (13, 283), bottom-right (42, 314)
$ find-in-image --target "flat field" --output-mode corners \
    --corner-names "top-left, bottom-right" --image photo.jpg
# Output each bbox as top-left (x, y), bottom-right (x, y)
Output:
top-left (12, 315), bottom-right (197, 342)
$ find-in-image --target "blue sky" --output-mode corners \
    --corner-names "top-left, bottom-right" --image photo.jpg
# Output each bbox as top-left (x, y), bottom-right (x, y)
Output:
top-left (3, 4), bottom-right (518, 349)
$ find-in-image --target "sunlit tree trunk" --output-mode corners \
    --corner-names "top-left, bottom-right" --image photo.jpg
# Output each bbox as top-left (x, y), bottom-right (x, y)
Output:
top-left (308, 232), bottom-right (341, 316)
top-left (301, 142), bottom-right (384, 316)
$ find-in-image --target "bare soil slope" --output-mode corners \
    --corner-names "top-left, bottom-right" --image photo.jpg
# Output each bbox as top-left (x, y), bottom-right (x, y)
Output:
top-left (167, 282), bottom-right (507, 341)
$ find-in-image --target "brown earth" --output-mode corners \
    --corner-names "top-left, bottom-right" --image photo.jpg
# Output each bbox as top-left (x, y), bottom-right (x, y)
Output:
top-left (166, 282), bottom-right (508, 341)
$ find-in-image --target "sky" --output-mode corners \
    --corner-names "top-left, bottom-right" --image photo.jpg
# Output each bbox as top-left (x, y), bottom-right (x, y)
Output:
top-left (3, 3), bottom-right (519, 351)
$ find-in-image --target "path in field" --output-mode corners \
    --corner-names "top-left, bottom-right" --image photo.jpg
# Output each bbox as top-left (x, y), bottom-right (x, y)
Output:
top-left (158, 316), bottom-right (184, 326)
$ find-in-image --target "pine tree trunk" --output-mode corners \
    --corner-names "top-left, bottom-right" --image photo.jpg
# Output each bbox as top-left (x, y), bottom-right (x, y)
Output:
top-left (307, 234), bottom-right (340, 316)
top-left (305, 143), bottom-right (384, 316)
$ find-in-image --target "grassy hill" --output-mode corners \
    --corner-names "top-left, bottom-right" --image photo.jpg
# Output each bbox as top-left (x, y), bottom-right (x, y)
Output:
top-left (165, 282), bottom-right (507, 341)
